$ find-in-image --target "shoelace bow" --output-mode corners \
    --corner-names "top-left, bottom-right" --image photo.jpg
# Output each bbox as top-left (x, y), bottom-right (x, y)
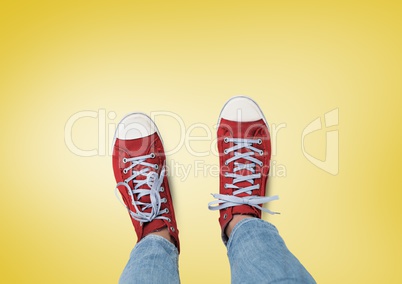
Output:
top-left (208, 137), bottom-right (279, 214)
top-left (115, 153), bottom-right (170, 223)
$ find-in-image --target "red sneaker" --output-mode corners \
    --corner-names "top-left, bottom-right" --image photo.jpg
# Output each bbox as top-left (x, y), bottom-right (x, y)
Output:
top-left (209, 96), bottom-right (279, 243)
top-left (112, 113), bottom-right (179, 251)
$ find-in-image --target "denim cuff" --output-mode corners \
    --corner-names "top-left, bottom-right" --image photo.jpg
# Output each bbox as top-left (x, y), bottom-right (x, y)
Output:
top-left (226, 218), bottom-right (277, 251)
top-left (137, 234), bottom-right (179, 255)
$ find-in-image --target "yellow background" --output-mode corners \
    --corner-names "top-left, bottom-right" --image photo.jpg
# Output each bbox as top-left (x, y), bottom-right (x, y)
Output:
top-left (1, 0), bottom-right (401, 283)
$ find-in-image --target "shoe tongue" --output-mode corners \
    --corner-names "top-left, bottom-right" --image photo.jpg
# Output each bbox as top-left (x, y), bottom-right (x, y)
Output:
top-left (127, 166), bottom-right (159, 215)
top-left (136, 171), bottom-right (156, 209)
top-left (219, 118), bottom-right (266, 197)
top-left (232, 148), bottom-right (259, 197)
top-left (116, 133), bottom-right (162, 212)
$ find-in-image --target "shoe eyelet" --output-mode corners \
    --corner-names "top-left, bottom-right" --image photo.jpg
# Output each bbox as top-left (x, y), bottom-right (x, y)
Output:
top-left (160, 187), bottom-right (164, 192)
top-left (223, 213), bottom-right (227, 220)
top-left (170, 226), bottom-right (175, 232)
top-left (258, 139), bottom-right (262, 144)
top-left (150, 153), bottom-right (155, 158)
top-left (224, 184), bottom-right (228, 188)
top-left (224, 137), bottom-right (229, 143)
top-left (165, 208), bottom-right (169, 214)
top-left (225, 161), bottom-right (228, 166)
top-left (224, 149), bottom-right (228, 154)
top-left (123, 169), bottom-right (128, 174)
top-left (259, 150), bottom-right (263, 156)
top-left (154, 164), bottom-right (159, 170)
top-left (122, 158), bottom-right (128, 163)
top-left (162, 198), bottom-right (167, 203)
top-left (259, 161), bottom-right (263, 167)
top-left (167, 218), bottom-right (171, 222)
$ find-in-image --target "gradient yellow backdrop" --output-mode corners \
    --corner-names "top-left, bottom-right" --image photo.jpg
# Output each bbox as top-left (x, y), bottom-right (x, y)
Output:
top-left (1, 1), bottom-right (401, 283)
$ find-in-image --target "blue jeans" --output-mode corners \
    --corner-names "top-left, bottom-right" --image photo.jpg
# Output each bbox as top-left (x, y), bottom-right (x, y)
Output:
top-left (120, 218), bottom-right (315, 283)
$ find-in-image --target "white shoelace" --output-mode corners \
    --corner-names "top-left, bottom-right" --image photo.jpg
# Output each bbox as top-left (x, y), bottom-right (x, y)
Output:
top-left (208, 138), bottom-right (279, 214)
top-left (115, 153), bottom-right (170, 223)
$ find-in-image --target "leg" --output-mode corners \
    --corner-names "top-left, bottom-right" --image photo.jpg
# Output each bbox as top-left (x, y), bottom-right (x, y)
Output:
top-left (208, 97), bottom-right (315, 283)
top-left (227, 217), bottom-right (315, 284)
top-left (112, 113), bottom-right (181, 283)
top-left (120, 234), bottom-right (179, 284)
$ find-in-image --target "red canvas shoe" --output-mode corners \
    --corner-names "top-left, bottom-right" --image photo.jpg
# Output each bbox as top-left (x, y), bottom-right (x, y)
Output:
top-left (112, 113), bottom-right (179, 252)
top-left (209, 96), bottom-right (279, 243)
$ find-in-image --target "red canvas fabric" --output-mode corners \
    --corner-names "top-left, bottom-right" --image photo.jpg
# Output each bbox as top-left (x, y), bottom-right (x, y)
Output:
top-left (217, 118), bottom-right (272, 236)
top-left (112, 132), bottom-right (180, 252)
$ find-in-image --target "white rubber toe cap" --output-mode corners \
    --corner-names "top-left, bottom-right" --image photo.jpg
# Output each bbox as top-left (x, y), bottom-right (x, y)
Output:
top-left (114, 113), bottom-right (158, 140)
top-left (219, 96), bottom-right (267, 123)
